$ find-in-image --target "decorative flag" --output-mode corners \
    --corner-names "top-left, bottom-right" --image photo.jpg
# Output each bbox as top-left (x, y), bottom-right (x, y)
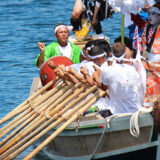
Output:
top-left (132, 26), bottom-right (143, 51)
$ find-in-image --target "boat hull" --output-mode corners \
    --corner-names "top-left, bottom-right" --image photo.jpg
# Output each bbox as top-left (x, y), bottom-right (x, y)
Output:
top-left (37, 113), bottom-right (160, 160)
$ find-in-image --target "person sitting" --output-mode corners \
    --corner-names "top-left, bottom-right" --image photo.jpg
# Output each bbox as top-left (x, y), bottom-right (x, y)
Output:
top-left (141, 2), bottom-right (160, 107)
top-left (92, 42), bottom-right (145, 114)
top-left (70, 0), bottom-right (114, 35)
top-left (114, 36), bottom-right (133, 58)
top-left (35, 23), bottom-right (81, 69)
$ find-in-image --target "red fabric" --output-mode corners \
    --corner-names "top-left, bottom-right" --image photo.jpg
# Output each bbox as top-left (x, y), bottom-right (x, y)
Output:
top-left (131, 13), bottom-right (147, 29)
top-left (148, 28), bottom-right (154, 43)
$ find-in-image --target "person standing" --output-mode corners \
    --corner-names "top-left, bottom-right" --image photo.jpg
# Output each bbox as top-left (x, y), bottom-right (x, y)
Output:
top-left (35, 23), bottom-right (81, 69)
top-left (70, 0), bottom-right (114, 34)
top-left (142, 2), bottom-right (160, 107)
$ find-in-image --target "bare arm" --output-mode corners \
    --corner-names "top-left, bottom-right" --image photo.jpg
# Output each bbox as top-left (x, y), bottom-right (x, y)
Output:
top-left (37, 42), bottom-right (45, 69)
top-left (68, 66), bottom-right (86, 83)
top-left (80, 66), bottom-right (95, 86)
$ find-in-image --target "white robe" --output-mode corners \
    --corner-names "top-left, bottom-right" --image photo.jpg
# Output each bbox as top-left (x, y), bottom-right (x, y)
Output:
top-left (70, 60), bottom-right (111, 111)
top-left (101, 63), bottom-right (144, 114)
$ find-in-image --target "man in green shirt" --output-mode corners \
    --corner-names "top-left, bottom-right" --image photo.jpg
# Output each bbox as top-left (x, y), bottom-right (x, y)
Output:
top-left (35, 23), bottom-right (81, 69)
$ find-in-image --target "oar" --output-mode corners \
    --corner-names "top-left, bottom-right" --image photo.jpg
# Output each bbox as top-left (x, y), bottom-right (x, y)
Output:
top-left (0, 79), bottom-right (63, 133)
top-left (2, 85), bottom-right (99, 160)
top-left (0, 83), bottom-right (65, 138)
top-left (0, 77), bottom-right (59, 125)
top-left (0, 83), bottom-right (81, 154)
top-left (24, 89), bottom-right (105, 160)
top-left (0, 85), bottom-right (86, 159)
top-left (0, 84), bottom-right (73, 153)
top-left (0, 82), bottom-right (81, 147)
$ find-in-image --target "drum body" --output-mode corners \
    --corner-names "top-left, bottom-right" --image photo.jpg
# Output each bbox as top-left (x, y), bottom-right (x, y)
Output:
top-left (40, 56), bottom-right (73, 89)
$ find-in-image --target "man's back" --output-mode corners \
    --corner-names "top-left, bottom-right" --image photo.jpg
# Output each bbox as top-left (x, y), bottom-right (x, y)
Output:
top-left (101, 63), bottom-right (144, 114)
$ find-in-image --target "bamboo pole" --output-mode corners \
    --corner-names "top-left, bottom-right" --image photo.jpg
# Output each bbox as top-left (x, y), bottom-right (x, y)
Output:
top-left (0, 78), bottom-right (59, 125)
top-left (121, 14), bottom-right (125, 43)
top-left (24, 89), bottom-right (105, 160)
top-left (0, 85), bottom-right (86, 159)
top-left (0, 83), bottom-right (65, 138)
top-left (0, 81), bottom-right (64, 133)
top-left (3, 85), bottom-right (99, 160)
top-left (0, 84), bottom-right (73, 153)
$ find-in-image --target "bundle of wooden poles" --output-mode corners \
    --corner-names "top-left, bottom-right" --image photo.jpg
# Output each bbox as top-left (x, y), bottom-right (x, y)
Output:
top-left (0, 77), bottom-right (106, 160)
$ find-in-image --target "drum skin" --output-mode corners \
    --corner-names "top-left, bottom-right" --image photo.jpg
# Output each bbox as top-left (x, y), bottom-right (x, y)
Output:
top-left (40, 56), bottom-right (73, 89)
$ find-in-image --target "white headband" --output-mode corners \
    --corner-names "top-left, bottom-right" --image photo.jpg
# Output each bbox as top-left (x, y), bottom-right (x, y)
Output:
top-left (150, 7), bottom-right (160, 14)
top-left (81, 50), bottom-right (86, 58)
top-left (88, 52), bottom-right (106, 59)
top-left (107, 57), bottom-right (114, 61)
top-left (87, 44), bottom-right (94, 50)
top-left (112, 51), bottom-right (126, 62)
top-left (54, 25), bottom-right (73, 33)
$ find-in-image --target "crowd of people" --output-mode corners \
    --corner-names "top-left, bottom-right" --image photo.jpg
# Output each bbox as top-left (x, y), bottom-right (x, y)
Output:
top-left (34, 1), bottom-right (160, 118)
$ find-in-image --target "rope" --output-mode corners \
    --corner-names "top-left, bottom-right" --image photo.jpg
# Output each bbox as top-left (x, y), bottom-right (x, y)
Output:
top-left (129, 107), bottom-right (153, 137)
top-left (88, 119), bottom-right (107, 160)
top-left (130, 111), bottom-right (140, 137)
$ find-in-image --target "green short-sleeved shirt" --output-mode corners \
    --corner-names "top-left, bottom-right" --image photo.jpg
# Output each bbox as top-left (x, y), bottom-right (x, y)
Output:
top-left (35, 41), bottom-right (81, 66)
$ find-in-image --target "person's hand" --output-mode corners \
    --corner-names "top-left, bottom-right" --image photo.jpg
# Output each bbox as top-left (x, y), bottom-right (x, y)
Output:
top-left (91, 17), bottom-right (97, 26)
top-left (38, 42), bottom-right (45, 54)
top-left (80, 66), bottom-right (88, 75)
top-left (58, 64), bottom-right (66, 72)
top-left (48, 61), bottom-right (57, 69)
top-left (68, 67), bottom-right (86, 83)
top-left (64, 72), bottom-right (79, 84)
top-left (54, 68), bottom-right (65, 78)
top-left (93, 65), bottom-right (101, 77)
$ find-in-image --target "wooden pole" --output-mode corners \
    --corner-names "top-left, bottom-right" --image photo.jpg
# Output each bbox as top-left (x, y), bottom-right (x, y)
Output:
top-left (24, 89), bottom-right (105, 160)
top-left (0, 78), bottom-right (59, 125)
top-left (0, 84), bottom-right (74, 154)
top-left (3, 85), bottom-right (100, 160)
top-left (0, 83), bottom-right (65, 138)
top-left (0, 85), bottom-right (86, 159)
top-left (0, 80), bottom-right (64, 133)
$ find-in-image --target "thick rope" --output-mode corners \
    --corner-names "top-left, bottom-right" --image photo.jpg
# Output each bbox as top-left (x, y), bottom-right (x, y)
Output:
top-left (88, 119), bottom-right (107, 160)
top-left (130, 111), bottom-right (140, 137)
top-left (130, 107), bottom-right (153, 137)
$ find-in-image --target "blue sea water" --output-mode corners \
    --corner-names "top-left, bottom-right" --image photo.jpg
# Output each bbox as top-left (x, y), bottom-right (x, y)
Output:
top-left (0, 0), bottom-right (129, 159)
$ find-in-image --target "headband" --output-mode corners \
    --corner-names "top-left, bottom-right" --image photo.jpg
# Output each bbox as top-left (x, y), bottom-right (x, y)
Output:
top-left (86, 44), bottom-right (94, 50)
top-left (107, 57), bottom-right (114, 61)
top-left (81, 50), bottom-right (86, 58)
top-left (150, 7), bottom-right (160, 14)
top-left (112, 51), bottom-right (126, 62)
top-left (88, 52), bottom-right (107, 59)
top-left (54, 25), bottom-right (73, 33)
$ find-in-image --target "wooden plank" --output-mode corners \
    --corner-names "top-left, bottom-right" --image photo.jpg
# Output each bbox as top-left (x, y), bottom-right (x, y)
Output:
top-left (30, 77), bottom-right (42, 95)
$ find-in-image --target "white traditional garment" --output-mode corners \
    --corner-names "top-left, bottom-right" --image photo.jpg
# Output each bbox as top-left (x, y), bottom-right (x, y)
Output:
top-left (70, 60), bottom-right (99, 76)
top-left (100, 61), bottom-right (108, 70)
top-left (59, 42), bottom-right (72, 59)
top-left (101, 63), bottom-right (145, 114)
top-left (70, 59), bottom-right (88, 72)
top-left (92, 97), bottom-right (112, 111)
top-left (71, 60), bottom-right (111, 111)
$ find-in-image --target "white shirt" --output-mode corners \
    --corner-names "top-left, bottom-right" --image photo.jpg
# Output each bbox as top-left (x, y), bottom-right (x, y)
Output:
top-left (59, 43), bottom-right (72, 59)
top-left (71, 61), bottom-right (99, 76)
top-left (100, 61), bottom-right (108, 70)
top-left (101, 63), bottom-right (144, 114)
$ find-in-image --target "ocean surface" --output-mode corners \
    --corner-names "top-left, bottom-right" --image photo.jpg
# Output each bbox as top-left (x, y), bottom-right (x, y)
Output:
top-left (0, 0), bottom-right (129, 159)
